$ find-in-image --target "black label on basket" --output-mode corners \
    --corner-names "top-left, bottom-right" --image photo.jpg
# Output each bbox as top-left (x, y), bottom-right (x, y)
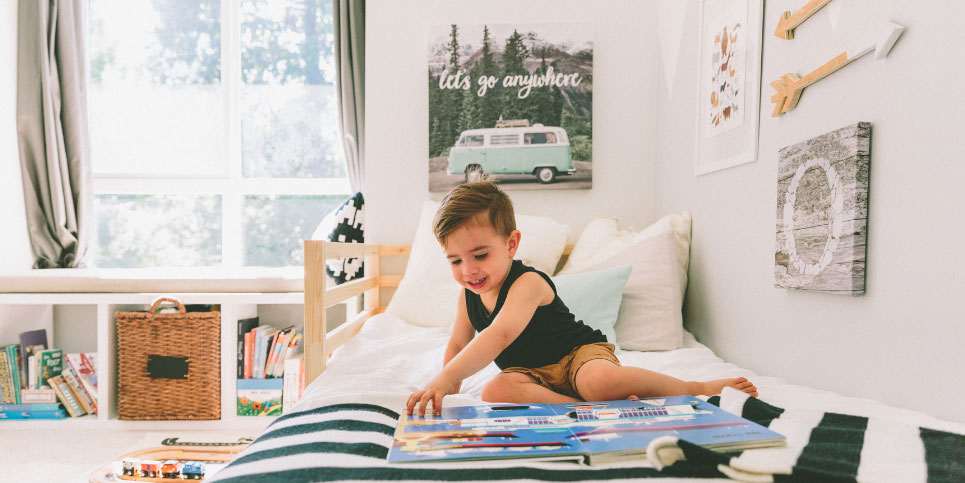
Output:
top-left (146, 355), bottom-right (189, 379)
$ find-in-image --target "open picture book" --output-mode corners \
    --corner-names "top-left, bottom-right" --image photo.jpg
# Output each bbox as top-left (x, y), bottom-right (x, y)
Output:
top-left (388, 396), bottom-right (785, 465)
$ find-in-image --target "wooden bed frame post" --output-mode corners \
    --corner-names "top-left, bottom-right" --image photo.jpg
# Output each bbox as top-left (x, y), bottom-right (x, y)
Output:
top-left (304, 240), bottom-right (328, 385)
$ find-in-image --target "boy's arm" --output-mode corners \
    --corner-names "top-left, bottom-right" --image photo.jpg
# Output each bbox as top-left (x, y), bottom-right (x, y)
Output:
top-left (442, 295), bottom-right (475, 393)
top-left (444, 294), bottom-right (474, 367)
top-left (407, 272), bottom-right (553, 415)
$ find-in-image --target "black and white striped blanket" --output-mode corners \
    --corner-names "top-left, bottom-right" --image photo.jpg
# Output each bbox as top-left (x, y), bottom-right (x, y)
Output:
top-left (210, 387), bottom-right (965, 482)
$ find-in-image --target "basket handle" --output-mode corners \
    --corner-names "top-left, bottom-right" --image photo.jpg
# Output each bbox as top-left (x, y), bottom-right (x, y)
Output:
top-left (150, 297), bottom-right (186, 314)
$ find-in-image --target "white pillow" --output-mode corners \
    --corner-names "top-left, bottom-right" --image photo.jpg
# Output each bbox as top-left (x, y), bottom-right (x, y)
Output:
top-left (561, 212), bottom-right (692, 299)
top-left (572, 231), bottom-right (684, 351)
top-left (515, 213), bottom-right (570, 275)
top-left (385, 201), bottom-right (570, 328)
top-left (385, 201), bottom-right (461, 328)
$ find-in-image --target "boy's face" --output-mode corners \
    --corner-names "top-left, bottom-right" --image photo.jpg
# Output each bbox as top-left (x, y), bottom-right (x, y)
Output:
top-left (443, 215), bottom-right (520, 297)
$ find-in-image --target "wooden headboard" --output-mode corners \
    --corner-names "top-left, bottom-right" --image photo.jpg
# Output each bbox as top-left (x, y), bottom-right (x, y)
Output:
top-left (302, 241), bottom-right (573, 386)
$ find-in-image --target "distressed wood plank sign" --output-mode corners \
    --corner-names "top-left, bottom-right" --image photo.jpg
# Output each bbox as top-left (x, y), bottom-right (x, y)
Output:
top-left (775, 122), bottom-right (871, 295)
top-left (770, 21), bottom-right (903, 116)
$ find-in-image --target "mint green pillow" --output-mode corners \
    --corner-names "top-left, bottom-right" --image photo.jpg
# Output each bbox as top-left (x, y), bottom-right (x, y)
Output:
top-left (552, 264), bottom-right (632, 351)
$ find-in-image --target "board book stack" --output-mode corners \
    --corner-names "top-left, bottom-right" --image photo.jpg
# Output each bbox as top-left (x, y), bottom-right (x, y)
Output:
top-left (388, 396), bottom-right (785, 465)
top-left (0, 329), bottom-right (99, 420)
top-left (236, 319), bottom-right (304, 416)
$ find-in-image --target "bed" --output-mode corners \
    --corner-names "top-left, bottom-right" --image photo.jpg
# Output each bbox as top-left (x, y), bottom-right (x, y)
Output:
top-left (212, 208), bottom-right (965, 482)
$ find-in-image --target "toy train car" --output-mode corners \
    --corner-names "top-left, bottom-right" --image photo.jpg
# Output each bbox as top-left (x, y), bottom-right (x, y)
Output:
top-left (119, 457), bottom-right (206, 480)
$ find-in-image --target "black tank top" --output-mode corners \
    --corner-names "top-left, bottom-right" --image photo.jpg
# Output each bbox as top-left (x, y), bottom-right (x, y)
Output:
top-left (466, 259), bottom-right (606, 370)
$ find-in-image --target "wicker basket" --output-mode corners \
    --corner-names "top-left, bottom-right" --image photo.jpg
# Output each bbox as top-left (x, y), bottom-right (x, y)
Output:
top-left (116, 297), bottom-right (221, 420)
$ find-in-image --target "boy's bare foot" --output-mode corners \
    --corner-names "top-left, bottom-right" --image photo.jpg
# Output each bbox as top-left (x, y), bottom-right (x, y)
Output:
top-left (698, 377), bottom-right (758, 397)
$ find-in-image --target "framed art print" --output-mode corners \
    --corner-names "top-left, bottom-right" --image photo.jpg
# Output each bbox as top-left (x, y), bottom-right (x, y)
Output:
top-left (694, 0), bottom-right (764, 176)
top-left (427, 23), bottom-right (593, 192)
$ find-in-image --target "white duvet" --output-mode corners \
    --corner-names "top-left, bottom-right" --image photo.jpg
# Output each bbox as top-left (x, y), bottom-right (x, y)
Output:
top-left (212, 313), bottom-right (965, 482)
top-left (297, 313), bottom-right (963, 435)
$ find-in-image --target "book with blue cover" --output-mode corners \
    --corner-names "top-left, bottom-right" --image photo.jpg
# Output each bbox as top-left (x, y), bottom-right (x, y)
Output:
top-left (0, 408), bottom-right (67, 420)
top-left (388, 396), bottom-right (785, 464)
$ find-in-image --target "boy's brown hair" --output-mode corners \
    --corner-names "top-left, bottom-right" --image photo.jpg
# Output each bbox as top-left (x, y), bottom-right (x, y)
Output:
top-left (433, 180), bottom-right (516, 245)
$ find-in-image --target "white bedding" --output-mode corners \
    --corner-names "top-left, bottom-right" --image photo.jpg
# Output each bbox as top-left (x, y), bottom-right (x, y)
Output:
top-left (298, 313), bottom-right (962, 435)
top-left (212, 313), bottom-right (965, 482)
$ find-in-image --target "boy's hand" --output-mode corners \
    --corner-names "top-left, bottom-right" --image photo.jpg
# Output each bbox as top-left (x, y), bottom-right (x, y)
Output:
top-left (406, 373), bottom-right (459, 417)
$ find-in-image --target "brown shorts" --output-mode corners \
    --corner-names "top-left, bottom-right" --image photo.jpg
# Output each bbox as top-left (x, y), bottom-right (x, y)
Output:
top-left (501, 342), bottom-right (620, 399)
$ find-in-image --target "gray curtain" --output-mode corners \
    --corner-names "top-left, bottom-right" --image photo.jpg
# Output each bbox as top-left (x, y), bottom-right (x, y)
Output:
top-left (333, 0), bottom-right (365, 193)
top-left (16, 0), bottom-right (92, 269)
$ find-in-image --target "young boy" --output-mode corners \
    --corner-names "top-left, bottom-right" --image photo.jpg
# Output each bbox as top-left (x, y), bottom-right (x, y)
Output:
top-left (406, 180), bottom-right (757, 416)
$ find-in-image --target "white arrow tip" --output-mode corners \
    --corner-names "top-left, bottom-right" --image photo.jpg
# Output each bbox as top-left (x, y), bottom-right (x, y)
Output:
top-left (873, 21), bottom-right (904, 60)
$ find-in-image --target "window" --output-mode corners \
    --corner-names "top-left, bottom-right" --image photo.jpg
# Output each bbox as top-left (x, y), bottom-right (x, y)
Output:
top-left (524, 132), bottom-right (557, 145)
top-left (465, 135), bottom-right (484, 147)
top-left (490, 134), bottom-right (519, 146)
top-left (88, 0), bottom-right (347, 268)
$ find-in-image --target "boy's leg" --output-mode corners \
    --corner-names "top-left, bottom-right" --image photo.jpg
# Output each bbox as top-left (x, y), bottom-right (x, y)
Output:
top-left (481, 372), bottom-right (581, 404)
top-left (574, 360), bottom-right (758, 401)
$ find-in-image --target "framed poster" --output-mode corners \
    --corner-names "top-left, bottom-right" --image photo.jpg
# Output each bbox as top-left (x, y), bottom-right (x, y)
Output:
top-left (428, 23), bottom-right (593, 192)
top-left (694, 0), bottom-right (764, 176)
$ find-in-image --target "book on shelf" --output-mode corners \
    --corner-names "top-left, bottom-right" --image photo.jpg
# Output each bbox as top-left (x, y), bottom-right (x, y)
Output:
top-left (37, 349), bottom-right (63, 388)
top-left (80, 352), bottom-right (97, 388)
top-left (0, 402), bottom-right (62, 412)
top-left (20, 388), bottom-right (56, 404)
top-left (61, 361), bottom-right (95, 415)
top-left (48, 375), bottom-right (86, 417)
top-left (5, 345), bottom-right (24, 403)
top-left (237, 317), bottom-right (259, 379)
top-left (19, 329), bottom-right (48, 380)
top-left (237, 378), bottom-right (283, 416)
top-left (0, 350), bottom-right (13, 404)
top-left (267, 326), bottom-right (296, 378)
top-left (250, 326), bottom-right (274, 379)
top-left (387, 396), bottom-right (786, 465)
top-left (65, 353), bottom-right (98, 412)
top-left (0, 408), bottom-right (67, 420)
top-left (282, 355), bottom-right (305, 414)
top-left (243, 330), bottom-right (255, 379)
top-left (273, 328), bottom-right (303, 378)
top-left (263, 330), bottom-right (281, 378)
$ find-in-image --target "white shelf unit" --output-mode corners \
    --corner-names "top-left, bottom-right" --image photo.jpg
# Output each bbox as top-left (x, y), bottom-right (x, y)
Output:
top-left (0, 291), bottom-right (306, 430)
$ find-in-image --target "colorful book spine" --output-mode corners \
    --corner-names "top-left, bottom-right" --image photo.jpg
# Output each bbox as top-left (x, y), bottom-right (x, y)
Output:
top-left (237, 317), bottom-right (259, 379)
top-left (48, 375), bottom-right (86, 417)
top-left (0, 351), bottom-right (13, 405)
top-left (65, 353), bottom-right (97, 413)
top-left (243, 331), bottom-right (254, 379)
top-left (61, 364), bottom-right (94, 414)
top-left (274, 330), bottom-right (303, 378)
top-left (80, 352), bottom-right (98, 388)
top-left (263, 331), bottom-right (280, 378)
top-left (7, 345), bottom-right (23, 403)
top-left (0, 403), bottom-right (62, 412)
top-left (0, 409), bottom-right (67, 420)
top-left (266, 328), bottom-right (293, 378)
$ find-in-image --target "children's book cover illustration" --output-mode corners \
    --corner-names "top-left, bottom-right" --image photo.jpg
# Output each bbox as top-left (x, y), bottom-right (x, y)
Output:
top-left (388, 396), bottom-right (785, 464)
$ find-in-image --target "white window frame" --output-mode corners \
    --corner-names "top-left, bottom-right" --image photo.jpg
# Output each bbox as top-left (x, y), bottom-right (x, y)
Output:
top-left (90, 0), bottom-right (351, 268)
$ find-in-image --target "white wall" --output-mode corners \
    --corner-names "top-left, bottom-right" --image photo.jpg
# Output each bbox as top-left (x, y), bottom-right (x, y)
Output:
top-left (1, 0), bottom-right (32, 271)
top-left (655, 0), bottom-right (965, 422)
top-left (365, 0), bottom-right (658, 244)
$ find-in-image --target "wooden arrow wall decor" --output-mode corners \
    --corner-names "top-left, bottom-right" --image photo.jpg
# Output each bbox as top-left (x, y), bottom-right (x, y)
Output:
top-left (774, 0), bottom-right (834, 40)
top-left (770, 20), bottom-right (904, 116)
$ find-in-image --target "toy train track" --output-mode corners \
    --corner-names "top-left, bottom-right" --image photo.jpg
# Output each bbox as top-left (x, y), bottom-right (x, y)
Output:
top-left (161, 437), bottom-right (254, 447)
